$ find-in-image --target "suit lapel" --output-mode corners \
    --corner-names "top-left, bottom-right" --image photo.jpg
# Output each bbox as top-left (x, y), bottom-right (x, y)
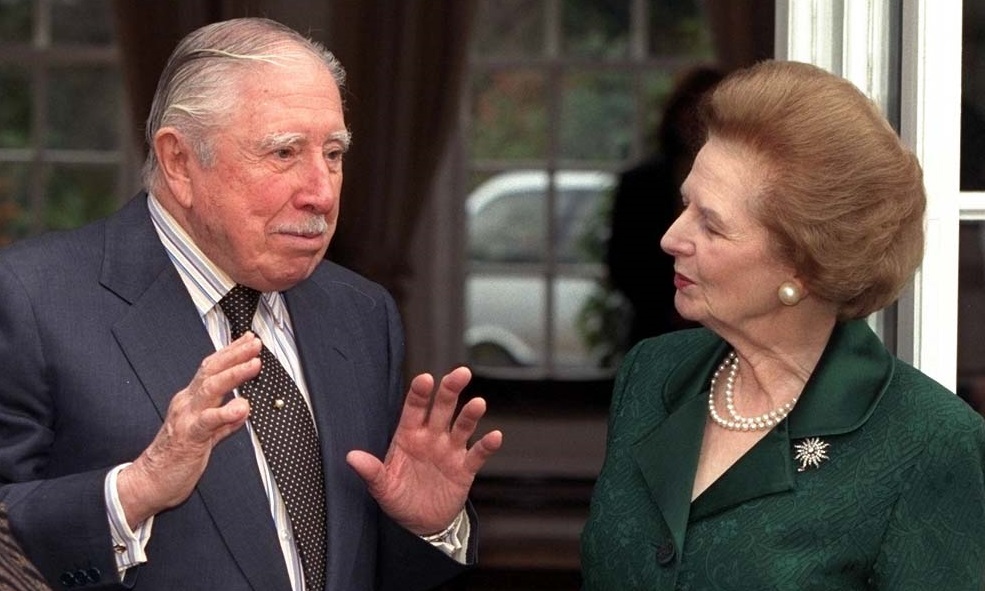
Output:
top-left (687, 321), bottom-right (893, 522)
top-left (632, 392), bottom-right (705, 552)
top-left (689, 425), bottom-right (796, 521)
top-left (285, 280), bottom-right (369, 591)
top-left (104, 194), bottom-right (292, 591)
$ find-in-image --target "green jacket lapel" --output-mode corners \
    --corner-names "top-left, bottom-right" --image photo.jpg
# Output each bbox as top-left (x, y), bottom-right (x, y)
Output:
top-left (630, 333), bottom-right (726, 551)
top-left (787, 320), bottom-right (894, 439)
top-left (689, 424), bottom-right (796, 521)
top-left (632, 391), bottom-right (706, 552)
top-left (631, 321), bottom-right (895, 529)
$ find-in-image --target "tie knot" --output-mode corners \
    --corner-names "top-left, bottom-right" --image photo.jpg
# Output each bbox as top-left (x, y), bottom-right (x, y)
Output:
top-left (219, 284), bottom-right (261, 338)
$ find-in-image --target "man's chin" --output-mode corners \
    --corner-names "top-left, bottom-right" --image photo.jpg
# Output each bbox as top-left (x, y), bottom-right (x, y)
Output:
top-left (257, 258), bottom-right (324, 292)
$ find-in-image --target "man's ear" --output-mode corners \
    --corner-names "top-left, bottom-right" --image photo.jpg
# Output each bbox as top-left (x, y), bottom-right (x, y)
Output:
top-left (153, 128), bottom-right (194, 209)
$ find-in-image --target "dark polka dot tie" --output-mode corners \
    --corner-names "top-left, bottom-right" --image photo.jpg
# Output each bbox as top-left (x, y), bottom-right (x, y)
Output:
top-left (219, 285), bottom-right (327, 591)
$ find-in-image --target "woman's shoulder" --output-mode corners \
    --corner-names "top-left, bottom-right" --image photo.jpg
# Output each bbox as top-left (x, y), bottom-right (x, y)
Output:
top-left (887, 361), bottom-right (985, 438)
top-left (630, 327), bottom-right (720, 362)
top-left (609, 327), bottom-right (722, 413)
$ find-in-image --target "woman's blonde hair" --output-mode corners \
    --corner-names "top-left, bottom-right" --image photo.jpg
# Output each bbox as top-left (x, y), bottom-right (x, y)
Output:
top-left (702, 60), bottom-right (925, 319)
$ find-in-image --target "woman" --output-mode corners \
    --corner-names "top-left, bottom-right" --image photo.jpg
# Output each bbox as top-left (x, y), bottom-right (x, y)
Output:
top-left (581, 60), bottom-right (985, 590)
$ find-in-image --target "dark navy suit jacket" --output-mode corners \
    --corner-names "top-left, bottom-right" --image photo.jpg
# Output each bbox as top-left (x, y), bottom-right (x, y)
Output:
top-left (0, 193), bottom-right (473, 590)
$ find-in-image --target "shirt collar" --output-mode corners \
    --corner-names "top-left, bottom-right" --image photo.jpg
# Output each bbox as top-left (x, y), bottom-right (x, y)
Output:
top-left (147, 193), bottom-right (287, 326)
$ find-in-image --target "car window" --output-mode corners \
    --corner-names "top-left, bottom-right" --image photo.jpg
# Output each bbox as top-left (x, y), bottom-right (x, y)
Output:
top-left (468, 176), bottom-right (612, 266)
top-left (555, 188), bottom-right (608, 264)
top-left (469, 188), bottom-right (544, 264)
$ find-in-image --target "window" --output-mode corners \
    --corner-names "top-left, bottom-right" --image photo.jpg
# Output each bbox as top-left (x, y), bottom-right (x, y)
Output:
top-left (463, 0), bottom-right (714, 380)
top-left (0, 0), bottom-right (134, 246)
top-left (958, 0), bottom-right (985, 418)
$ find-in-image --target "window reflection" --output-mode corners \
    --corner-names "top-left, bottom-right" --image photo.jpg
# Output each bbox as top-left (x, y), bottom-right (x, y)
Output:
top-left (959, 2), bottom-right (985, 418)
top-left (962, 0), bottom-right (985, 190)
top-left (958, 221), bottom-right (985, 416)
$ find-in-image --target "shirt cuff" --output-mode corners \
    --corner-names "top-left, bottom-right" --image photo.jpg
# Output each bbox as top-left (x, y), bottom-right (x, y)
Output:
top-left (105, 463), bottom-right (155, 576)
top-left (420, 508), bottom-right (470, 564)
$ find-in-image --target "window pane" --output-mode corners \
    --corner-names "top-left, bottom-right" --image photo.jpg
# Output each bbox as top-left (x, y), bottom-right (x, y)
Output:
top-left (0, 0), bottom-right (32, 43)
top-left (0, 163), bottom-right (32, 246)
top-left (957, 221), bottom-right (985, 417)
top-left (472, 0), bottom-right (545, 59)
top-left (639, 69), bottom-right (679, 149)
top-left (51, 0), bottom-right (115, 45)
top-left (563, 0), bottom-right (630, 59)
top-left (962, 0), bottom-right (985, 190)
top-left (466, 274), bottom-right (546, 368)
top-left (648, 0), bottom-right (714, 56)
top-left (553, 171), bottom-right (613, 264)
top-left (0, 67), bottom-right (31, 148)
top-left (555, 274), bottom-right (630, 371)
top-left (560, 71), bottom-right (632, 161)
top-left (470, 69), bottom-right (547, 161)
top-left (46, 65), bottom-right (122, 150)
top-left (466, 171), bottom-right (549, 369)
top-left (469, 186), bottom-right (546, 264)
top-left (43, 164), bottom-right (117, 230)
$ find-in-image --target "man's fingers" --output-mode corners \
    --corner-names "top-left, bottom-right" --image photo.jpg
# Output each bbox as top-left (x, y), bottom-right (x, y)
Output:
top-left (464, 430), bottom-right (503, 474)
top-left (192, 397), bottom-right (251, 441)
top-left (426, 366), bottom-right (472, 430)
top-left (346, 450), bottom-right (386, 497)
top-left (189, 333), bottom-right (262, 410)
top-left (449, 396), bottom-right (487, 446)
top-left (397, 372), bottom-right (435, 428)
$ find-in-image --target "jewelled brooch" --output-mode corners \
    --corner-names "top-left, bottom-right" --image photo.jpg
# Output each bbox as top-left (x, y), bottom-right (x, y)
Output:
top-left (793, 437), bottom-right (830, 472)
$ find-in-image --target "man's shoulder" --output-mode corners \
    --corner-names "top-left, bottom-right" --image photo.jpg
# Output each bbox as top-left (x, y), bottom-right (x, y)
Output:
top-left (0, 218), bottom-right (108, 286)
top-left (304, 259), bottom-right (394, 307)
top-left (0, 193), bottom-right (144, 273)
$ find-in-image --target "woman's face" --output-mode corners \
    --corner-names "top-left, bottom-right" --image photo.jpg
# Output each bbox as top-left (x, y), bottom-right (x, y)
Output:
top-left (660, 136), bottom-right (796, 336)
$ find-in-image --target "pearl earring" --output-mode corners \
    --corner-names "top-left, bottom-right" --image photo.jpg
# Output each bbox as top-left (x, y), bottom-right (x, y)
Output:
top-left (778, 282), bottom-right (802, 306)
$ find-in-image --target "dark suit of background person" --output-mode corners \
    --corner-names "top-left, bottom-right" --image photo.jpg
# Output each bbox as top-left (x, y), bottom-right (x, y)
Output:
top-left (0, 505), bottom-right (50, 591)
top-left (606, 66), bottom-right (724, 348)
top-left (0, 18), bottom-right (501, 591)
top-left (582, 60), bottom-right (985, 590)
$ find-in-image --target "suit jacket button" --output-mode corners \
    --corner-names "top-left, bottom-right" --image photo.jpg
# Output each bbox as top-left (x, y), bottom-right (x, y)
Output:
top-left (655, 540), bottom-right (676, 565)
top-left (85, 567), bottom-right (101, 583)
top-left (59, 572), bottom-right (76, 588)
top-left (73, 570), bottom-right (89, 586)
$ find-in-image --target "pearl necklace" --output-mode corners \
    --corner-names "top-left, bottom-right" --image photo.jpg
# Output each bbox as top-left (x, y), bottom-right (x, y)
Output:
top-left (707, 351), bottom-right (798, 431)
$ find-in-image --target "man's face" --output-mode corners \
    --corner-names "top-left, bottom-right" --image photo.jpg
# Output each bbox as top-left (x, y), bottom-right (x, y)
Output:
top-left (181, 55), bottom-right (348, 292)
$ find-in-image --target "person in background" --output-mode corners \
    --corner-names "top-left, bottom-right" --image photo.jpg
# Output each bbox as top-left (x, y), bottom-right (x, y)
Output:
top-left (581, 59), bottom-right (985, 589)
top-left (606, 65), bottom-right (724, 349)
top-left (0, 505), bottom-right (50, 591)
top-left (0, 17), bottom-right (501, 591)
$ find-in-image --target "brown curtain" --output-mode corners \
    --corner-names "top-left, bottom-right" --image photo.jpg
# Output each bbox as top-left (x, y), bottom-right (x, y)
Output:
top-left (326, 1), bottom-right (474, 305)
top-left (702, 0), bottom-right (775, 71)
top-left (112, 0), bottom-right (473, 310)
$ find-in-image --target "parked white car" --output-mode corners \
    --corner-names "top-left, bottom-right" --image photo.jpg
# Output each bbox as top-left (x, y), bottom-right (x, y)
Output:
top-left (465, 170), bottom-right (622, 375)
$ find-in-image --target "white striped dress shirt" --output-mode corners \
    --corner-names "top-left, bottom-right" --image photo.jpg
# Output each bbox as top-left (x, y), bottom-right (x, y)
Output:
top-left (106, 195), bottom-right (466, 589)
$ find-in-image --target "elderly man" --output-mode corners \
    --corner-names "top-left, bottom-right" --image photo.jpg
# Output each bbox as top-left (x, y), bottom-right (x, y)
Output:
top-left (0, 17), bottom-right (501, 591)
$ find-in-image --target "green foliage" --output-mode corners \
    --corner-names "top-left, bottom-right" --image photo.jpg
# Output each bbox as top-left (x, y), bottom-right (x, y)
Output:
top-left (561, 72), bottom-right (634, 161)
top-left (574, 185), bottom-right (632, 367)
top-left (470, 70), bottom-right (548, 161)
top-left (44, 165), bottom-right (117, 230)
top-left (0, 0), bottom-right (32, 43)
top-left (0, 68), bottom-right (31, 148)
